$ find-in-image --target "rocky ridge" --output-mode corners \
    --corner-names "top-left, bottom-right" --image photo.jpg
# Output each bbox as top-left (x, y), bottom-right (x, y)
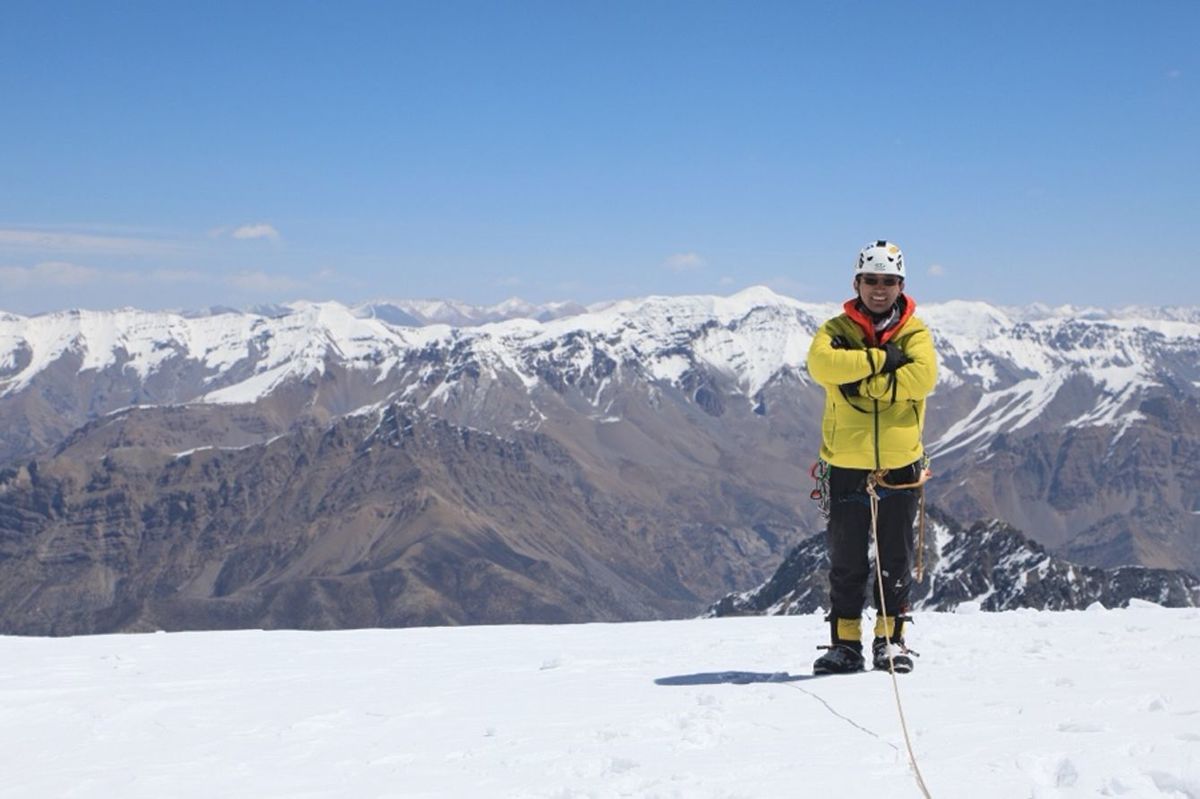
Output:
top-left (708, 507), bottom-right (1200, 617)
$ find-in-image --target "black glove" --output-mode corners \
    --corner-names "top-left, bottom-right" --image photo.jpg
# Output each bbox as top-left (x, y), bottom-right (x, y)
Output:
top-left (877, 342), bottom-right (910, 374)
top-left (829, 334), bottom-right (851, 349)
top-left (830, 335), bottom-right (860, 398)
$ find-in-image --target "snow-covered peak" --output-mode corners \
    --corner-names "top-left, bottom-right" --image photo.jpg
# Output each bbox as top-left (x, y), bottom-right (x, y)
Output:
top-left (576, 285), bottom-right (809, 328)
top-left (350, 296), bottom-right (586, 327)
top-left (1001, 302), bottom-right (1112, 322)
top-left (999, 302), bottom-right (1200, 325)
top-left (0, 302), bottom-right (440, 402)
top-left (2, 292), bottom-right (1199, 425)
top-left (921, 300), bottom-right (1016, 339)
top-left (490, 297), bottom-right (538, 316)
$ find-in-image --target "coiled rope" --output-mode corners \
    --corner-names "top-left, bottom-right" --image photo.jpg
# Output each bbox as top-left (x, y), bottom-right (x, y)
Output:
top-left (868, 469), bottom-right (933, 799)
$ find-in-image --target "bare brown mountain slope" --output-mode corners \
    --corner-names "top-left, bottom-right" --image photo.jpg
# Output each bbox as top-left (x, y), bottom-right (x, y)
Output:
top-left (0, 396), bottom-right (810, 635)
top-left (928, 393), bottom-right (1200, 571)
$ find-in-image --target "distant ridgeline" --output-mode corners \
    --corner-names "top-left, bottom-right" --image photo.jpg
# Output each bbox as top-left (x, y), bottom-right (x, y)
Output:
top-left (1, 291), bottom-right (1199, 634)
top-left (708, 506), bottom-right (1200, 617)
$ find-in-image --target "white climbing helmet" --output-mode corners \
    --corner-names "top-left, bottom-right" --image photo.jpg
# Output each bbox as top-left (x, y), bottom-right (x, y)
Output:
top-left (855, 240), bottom-right (905, 277)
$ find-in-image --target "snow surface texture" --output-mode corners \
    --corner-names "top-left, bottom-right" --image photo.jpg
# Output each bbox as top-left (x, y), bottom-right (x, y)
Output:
top-left (3, 608), bottom-right (1198, 798)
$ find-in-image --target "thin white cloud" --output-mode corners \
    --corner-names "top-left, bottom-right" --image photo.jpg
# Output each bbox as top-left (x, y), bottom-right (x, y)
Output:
top-left (928, 264), bottom-right (946, 277)
top-left (231, 223), bottom-right (281, 242)
top-left (719, 276), bottom-right (736, 286)
top-left (0, 260), bottom-right (324, 298)
top-left (1167, 69), bottom-right (1182, 79)
top-left (0, 228), bottom-right (178, 256)
top-left (0, 260), bottom-right (105, 286)
top-left (0, 261), bottom-right (208, 288)
top-left (663, 253), bottom-right (705, 273)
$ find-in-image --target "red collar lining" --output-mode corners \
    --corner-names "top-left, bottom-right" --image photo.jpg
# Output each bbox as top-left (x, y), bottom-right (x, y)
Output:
top-left (842, 295), bottom-right (917, 346)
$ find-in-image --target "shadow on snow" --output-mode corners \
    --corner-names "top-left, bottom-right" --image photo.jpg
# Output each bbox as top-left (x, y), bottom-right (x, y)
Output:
top-left (654, 671), bottom-right (823, 686)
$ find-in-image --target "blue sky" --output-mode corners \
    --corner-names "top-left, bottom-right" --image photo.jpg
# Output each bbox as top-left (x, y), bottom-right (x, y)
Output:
top-left (1, 1), bottom-right (1196, 314)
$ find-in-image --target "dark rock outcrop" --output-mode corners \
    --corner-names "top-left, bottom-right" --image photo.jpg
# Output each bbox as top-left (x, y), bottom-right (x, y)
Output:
top-left (708, 507), bottom-right (1200, 617)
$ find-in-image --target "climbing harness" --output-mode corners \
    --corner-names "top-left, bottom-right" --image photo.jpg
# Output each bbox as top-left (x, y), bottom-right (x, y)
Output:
top-left (809, 459), bottom-right (832, 520)
top-left (873, 455), bottom-right (933, 582)
top-left (867, 471), bottom-right (934, 799)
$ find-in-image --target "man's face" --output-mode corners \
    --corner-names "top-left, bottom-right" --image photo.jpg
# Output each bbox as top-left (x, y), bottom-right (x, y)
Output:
top-left (855, 273), bottom-right (903, 314)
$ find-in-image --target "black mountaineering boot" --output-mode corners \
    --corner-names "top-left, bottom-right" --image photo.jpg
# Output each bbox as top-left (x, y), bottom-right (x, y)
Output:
top-left (814, 643), bottom-right (865, 674)
top-left (872, 615), bottom-right (915, 673)
top-left (872, 637), bottom-right (913, 673)
top-left (813, 616), bottom-right (865, 675)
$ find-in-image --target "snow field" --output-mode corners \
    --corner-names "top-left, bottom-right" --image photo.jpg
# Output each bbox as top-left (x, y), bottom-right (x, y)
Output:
top-left (1, 608), bottom-right (1198, 798)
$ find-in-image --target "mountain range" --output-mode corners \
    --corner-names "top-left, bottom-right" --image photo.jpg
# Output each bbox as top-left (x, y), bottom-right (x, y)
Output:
top-left (2, 287), bottom-right (1198, 634)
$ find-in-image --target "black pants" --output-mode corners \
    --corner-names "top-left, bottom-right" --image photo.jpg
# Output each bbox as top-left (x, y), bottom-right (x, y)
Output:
top-left (826, 462), bottom-right (920, 622)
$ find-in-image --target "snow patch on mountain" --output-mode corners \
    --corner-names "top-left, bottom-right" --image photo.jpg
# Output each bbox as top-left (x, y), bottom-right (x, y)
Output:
top-left (930, 373), bottom-right (1069, 457)
top-left (2, 291), bottom-right (1198, 445)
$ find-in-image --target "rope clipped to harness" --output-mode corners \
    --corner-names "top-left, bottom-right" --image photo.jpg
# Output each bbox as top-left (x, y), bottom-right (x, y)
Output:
top-left (873, 459), bottom-right (934, 582)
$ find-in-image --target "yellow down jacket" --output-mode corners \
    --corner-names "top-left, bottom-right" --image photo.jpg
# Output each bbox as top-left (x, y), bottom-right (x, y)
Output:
top-left (806, 297), bottom-right (938, 470)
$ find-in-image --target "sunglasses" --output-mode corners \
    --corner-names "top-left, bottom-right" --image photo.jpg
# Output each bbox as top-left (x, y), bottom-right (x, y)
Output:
top-left (860, 275), bottom-right (901, 287)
